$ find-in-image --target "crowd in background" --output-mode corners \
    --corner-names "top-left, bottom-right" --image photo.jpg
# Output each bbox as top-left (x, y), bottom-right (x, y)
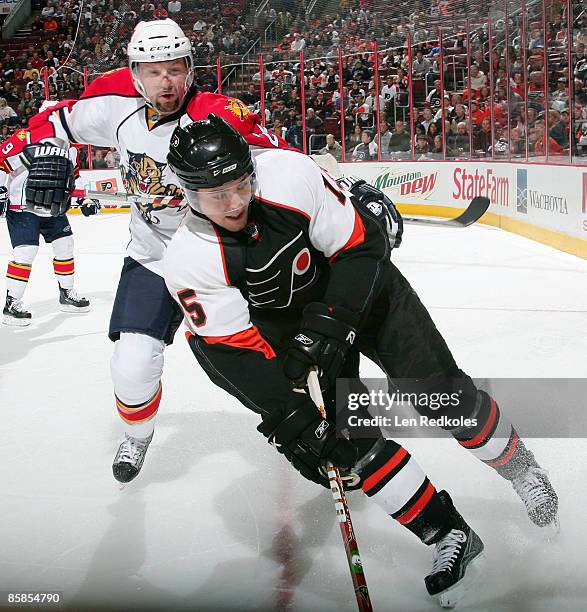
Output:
top-left (0, 0), bottom-right (586, 165)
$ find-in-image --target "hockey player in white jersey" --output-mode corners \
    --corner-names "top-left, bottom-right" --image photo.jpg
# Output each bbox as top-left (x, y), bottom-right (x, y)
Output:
top-left (0, 100), bottom-right (91, 326)
top-left (162, 116), bottom-right (558, 567)
top-left (20, 19), bottom-right (285, 482)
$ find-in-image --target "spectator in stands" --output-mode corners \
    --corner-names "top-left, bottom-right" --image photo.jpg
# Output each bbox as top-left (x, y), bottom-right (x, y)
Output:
top-left (352, 129), bottom-right (377, 161)
top-left (448, 121), bottom-right (470, 157)
top-left (167, 0), bottom-right (181, 14)
top-left (473, 116), bottom-right (493, 155)
top-left (415, 133), bottom-right (430, 158)
top-left (290, 32), bottom-right (306, 53)
top-left (509, 127), bottom-right (526, 156)
top-left (44, 16), bottom-right (59, 32)
top-left (389, 119), bottom-right (411, 156)
top-left (0, 97), bottom-right (18, 125)
top-left (426, 79), bottom-right (444, 111)
top-left (153, 3), bottom-right (168, 19)
top-left (469, 64), bottom-right (487, 91)
top-left (351, 59), bottom-right (370, 83)
top-left (420, 106), bottom-right (435, 134)
top-left (318, 133), bottom-right (343, 161)
top-left (431, 134), bottom-right (444, 158)
top-left (379, 119), bottom-right (391, 157)
top-left (412, 50), bottom-right (432, 77)
top-left (285, 114), bottom-right (304, 150)
top-left (305, 107), bottom-right (323, 136)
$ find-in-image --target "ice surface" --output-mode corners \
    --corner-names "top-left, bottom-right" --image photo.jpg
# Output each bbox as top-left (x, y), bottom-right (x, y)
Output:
top-left (1, 214), bottom-right (586, 611)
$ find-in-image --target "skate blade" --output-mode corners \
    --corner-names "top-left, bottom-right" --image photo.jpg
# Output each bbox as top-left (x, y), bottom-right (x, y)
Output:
top-left (60, 304), bottom-right (90, 313)
top-left (437, 552), bottom-right (485, 609)
top-left (535, 515), bottom-right (560, 541)
top-left (2, 315), bottom-right (31, 327)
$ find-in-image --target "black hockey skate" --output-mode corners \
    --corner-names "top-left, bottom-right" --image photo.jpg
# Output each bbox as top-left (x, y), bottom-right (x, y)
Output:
top-left (112, 432), bottom-right (153, 483)
top-left (512, 466), bottom-right (559, 534)
top-left (425, 491), bottom-right (485, 609)
top-left (3, 293), bottom-right (32, 326)
top-left (59, 286), bottom-right (90, 313)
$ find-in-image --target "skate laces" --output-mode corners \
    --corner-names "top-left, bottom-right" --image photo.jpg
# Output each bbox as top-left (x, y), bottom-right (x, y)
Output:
top-left (512, 467), bottom-right (551, 511)
top-left (117, 435), bottom-right (149, 464)
top-left (64, 288), bottom-right (84, 301)
top-left (430, 530), bottom-right (467, 574)
top-left (10, 298), bottom-right (27, 313)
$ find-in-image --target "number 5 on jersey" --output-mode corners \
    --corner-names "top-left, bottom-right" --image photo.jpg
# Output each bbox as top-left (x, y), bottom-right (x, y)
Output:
top-left (177, 288), bottom-right (207, 327)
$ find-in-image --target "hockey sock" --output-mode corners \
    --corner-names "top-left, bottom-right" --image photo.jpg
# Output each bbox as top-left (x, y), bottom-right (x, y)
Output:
top-left (451, 390), bottom-right (536, 481)
top-left (111, 333), bottom-right (166, 439)
top-left (116, 382), bottom-right (162, 439)
top-left (6, 244), bottom-right (38, 301)
top-left (360, 441), bottom-right (454, 544)
top-left (52, 235), bottom-right (75, 290)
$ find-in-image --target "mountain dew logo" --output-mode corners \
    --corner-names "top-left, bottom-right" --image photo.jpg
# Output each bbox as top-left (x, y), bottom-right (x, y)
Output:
top-left (373, 169), bottom-right (438, 199)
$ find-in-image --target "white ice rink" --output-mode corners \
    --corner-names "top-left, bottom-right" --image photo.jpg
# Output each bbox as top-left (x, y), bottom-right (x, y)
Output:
top-left (1, 213), bottom-right (586, 612)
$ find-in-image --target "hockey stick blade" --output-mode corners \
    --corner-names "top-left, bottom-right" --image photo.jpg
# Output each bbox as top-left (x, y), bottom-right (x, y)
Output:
top-left (402, 196), bottom-right (490, 227)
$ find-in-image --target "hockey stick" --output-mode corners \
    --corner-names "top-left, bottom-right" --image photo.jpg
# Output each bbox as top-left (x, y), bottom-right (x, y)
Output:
top-left (307, 369), bottom-right (373, 612)
top-left (71, 188), bottom-right (185, 208)
top-left (402, 196), bottom-right (490, 227)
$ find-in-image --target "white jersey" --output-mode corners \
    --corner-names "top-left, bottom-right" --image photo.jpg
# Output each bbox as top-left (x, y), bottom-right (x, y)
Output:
top-left (35, 68), bottom-right (283, 275)
top-left (164, 149), bottom-right (363, 339)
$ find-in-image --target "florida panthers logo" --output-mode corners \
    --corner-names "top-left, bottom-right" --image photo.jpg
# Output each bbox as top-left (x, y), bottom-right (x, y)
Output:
top-left (246, 231), bottom-right (318, 308)
top-left (122, 151), bottom-right (183, 223)
top-left (224, 98), bottom-right (250, 121)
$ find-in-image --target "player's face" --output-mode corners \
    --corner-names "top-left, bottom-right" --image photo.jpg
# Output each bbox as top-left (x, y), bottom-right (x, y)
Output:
top-left (187, 174), bottom-right (254, 231)
top-left (137, 59), bottom-right (189, 114)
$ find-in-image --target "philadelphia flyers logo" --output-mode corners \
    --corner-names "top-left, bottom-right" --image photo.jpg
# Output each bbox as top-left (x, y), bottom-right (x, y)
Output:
top-left (246, 232), bottom-right (318, 308)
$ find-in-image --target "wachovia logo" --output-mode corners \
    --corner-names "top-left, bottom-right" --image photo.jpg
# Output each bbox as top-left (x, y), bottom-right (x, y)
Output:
top-left (295, 333), bottom-right (313, 346)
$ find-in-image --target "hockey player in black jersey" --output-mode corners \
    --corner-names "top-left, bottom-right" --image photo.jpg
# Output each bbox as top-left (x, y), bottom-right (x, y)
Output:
top-left (163, 115), bottom-right (557, 605)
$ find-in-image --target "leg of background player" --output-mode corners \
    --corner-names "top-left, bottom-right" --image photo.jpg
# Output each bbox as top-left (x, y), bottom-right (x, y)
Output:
top-left (3, 210), bottom-right (40, 326)
top-left (110, 332), bottom-right (163, 482)
top-left (3, 243), bottom-right (37, 325)
top-left (108, 257), bottom-right (182, 483)
top-left (40, 215), bottom-right (91, 313)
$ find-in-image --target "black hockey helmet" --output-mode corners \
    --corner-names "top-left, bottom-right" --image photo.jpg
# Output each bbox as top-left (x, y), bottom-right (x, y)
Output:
top-left (167, 114), bottom-right (254, 190)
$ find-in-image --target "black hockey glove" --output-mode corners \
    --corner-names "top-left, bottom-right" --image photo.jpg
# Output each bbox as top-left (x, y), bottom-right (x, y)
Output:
top-left (257, 401), bottom-right (358, 488)
top-left (0, 185), bottom-right (8, 217)
top-left (337, 176), bottom-right (403, 249)
top-left (283, 302), bottom-right (359, 391)
top-left (77, 198), bottom-right (101, 217)
top-left (21, 143), bottom-right (74, 217)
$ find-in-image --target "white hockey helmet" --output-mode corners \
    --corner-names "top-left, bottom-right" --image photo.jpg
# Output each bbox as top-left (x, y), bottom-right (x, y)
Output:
top-left (127, 19), bottom-right (194, 108)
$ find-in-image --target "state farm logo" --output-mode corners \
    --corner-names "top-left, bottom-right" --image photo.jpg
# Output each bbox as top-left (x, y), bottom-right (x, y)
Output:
top-left (453, 168), bottom-right (509, 207)
top-left (372, 169), bottom-right (438, 199)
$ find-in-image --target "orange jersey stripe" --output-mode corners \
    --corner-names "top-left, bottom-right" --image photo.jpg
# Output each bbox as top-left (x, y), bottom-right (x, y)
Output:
top-left (329, 207), bottom-right (366, 264)
top-left (201, 326), bottom-right (276, 359)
